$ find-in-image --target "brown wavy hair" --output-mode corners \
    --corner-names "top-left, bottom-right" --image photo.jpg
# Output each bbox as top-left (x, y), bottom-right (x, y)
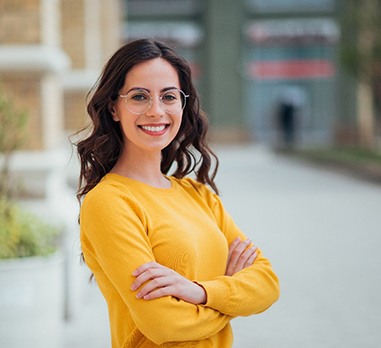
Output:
top-left (76, 38), bottom-right (219, 202)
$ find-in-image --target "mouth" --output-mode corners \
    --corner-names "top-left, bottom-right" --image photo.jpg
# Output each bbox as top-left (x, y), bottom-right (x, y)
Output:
top-left (138, 124), bottom-right (170, 135)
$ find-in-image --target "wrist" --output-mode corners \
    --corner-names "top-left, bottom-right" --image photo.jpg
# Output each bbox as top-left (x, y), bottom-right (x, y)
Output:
top-left (194, 282), bottom-right (207, 305)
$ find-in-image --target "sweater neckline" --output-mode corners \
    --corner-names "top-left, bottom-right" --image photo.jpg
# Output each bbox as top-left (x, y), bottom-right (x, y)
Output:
top-left (104, 173), bottom-right (177, 194)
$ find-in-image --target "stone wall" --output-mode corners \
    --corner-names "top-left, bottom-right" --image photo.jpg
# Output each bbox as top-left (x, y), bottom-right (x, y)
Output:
top-left (61, 0), bottom-right (86, 69)
top-left (0, 0), bottom-right (41, 44)
top-left (0, 0), bottom-right (123, 324)
top-left (0, 0), bottom-right (122, 150)
top-left (0, 75), bottom-right (42, 149)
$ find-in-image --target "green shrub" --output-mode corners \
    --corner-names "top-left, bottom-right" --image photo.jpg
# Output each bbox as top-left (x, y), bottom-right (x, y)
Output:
top-left (0, 198), bottom-right (60, 259)
top-left (0, 87), bottom-right (27, 199)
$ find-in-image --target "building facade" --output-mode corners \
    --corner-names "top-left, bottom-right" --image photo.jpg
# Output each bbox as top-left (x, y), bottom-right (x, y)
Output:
top-left (0, 0), bottom-right (364, 152)
top-left (0, 0), bottom-right (122, 152)
top-left (125, 0), bottom-right (355, 146)
top-left (0, 0), bottom-right (123, 321)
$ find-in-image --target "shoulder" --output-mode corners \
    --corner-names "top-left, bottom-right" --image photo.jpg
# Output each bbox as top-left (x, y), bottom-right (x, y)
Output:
top-left (173, 176), bottom-right (207, 192)
top-left (84, 174), bottom-right (128, 202)
top-left (82, 174), bottom-right (143, 215)
top-left (172, 176), bottom-right (219, 204)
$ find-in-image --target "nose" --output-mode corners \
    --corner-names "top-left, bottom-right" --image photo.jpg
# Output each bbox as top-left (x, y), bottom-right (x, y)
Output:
top-left (145, 96), bottom-right (164, 117)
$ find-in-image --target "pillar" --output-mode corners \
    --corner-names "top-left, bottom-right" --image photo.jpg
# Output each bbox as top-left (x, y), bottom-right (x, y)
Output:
top-left (202, 0), bottom-right (249, 142)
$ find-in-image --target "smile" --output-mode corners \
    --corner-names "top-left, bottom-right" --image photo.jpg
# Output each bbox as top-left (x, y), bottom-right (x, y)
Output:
top-left (138, 124), bottom-right (170, 134)
top-left (140, 125), bottom-right (166, 132)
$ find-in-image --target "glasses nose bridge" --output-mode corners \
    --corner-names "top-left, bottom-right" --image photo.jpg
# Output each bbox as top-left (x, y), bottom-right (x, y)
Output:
top-left (146, 93), bottom-right (164, 113)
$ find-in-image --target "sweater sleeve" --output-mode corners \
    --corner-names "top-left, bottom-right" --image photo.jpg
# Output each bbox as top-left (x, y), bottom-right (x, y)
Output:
top-left (80, 184), bottom-right (231, 345)
top-left (192, 182), bottom-right (280, 317)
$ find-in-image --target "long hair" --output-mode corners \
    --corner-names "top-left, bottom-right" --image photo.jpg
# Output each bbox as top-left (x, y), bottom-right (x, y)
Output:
top-left (76, 38), bottom-right (219, 203)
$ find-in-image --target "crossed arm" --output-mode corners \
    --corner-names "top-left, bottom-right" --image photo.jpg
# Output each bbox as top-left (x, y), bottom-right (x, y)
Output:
top-left (131, 237), bottom-right (258, 305)
top-left (81, 183), bottom-right (279, 344)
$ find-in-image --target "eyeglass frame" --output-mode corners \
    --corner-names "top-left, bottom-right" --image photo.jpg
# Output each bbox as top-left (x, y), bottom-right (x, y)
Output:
top-left (118, 88), bottom-right (189, 115)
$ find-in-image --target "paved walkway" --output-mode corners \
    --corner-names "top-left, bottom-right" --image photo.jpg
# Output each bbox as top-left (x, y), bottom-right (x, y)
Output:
top-left (63, 145), bottom-right (381, 348)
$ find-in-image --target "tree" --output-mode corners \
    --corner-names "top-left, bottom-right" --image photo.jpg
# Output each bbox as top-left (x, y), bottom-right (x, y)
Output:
top-left (340, 0), bottom-right (381, 148)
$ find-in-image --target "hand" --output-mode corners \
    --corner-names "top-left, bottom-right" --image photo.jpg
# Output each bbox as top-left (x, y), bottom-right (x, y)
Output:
top-left (131, 262), bottom-right (206, 305)
top-left (225, 237), bottom-right (258, 276)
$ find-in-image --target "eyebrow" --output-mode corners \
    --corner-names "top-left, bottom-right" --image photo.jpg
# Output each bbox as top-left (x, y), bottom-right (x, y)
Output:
top-left (125, 86), bottom-right (179, 94)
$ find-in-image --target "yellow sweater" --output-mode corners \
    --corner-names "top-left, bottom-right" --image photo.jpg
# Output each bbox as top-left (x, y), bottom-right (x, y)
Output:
top-left (80, 174), bottom-right (279, 347)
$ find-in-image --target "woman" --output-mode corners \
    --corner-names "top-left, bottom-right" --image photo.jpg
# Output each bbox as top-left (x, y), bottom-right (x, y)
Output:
top-left (77, 38), bottom-right (279, 347)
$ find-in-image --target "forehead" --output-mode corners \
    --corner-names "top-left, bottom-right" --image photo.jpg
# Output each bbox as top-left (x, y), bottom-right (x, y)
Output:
top-left (124, 58), bottom-right (180, 89)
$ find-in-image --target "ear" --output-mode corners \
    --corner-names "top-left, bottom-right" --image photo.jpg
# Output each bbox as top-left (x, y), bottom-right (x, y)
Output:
top-left (109, 100), bottom-right (120, 122)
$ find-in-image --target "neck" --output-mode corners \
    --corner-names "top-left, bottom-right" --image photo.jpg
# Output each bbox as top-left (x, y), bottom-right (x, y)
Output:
top-left (111, 147), bottom-right (170, 188)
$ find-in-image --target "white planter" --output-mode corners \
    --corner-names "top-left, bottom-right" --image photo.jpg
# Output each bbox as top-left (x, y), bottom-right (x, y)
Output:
top-left (0, 253), bottom-right (65, 348)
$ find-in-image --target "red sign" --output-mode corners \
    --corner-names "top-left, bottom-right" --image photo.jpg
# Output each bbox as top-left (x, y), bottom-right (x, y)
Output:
top-left (248, 59), bottom-right (335, 79)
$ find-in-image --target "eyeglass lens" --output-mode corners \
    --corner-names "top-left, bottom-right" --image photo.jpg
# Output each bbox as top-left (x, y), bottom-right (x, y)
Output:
top-left (123, 89), bottom-right (187, 115)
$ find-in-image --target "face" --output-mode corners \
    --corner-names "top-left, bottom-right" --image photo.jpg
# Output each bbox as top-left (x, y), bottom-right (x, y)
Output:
top-left (112, 58), bottom-right (183, 156)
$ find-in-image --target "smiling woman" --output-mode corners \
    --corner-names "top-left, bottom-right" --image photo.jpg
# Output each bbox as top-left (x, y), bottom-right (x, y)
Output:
top-left (76, 39), bottom-right (279, 348)
top-left (110, 58), bottom-right (184, 161)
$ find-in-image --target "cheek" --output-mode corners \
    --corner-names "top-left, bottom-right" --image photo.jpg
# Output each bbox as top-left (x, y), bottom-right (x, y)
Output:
top-left (117, 116), bottom-right (137, 140)
top-left (170, 117), bottom-right (182, 140)
top-left (175, 113), bottom-right (184, 133)
top-left (175, 113), bottom-right (183, 128)
top-left (120, 119), bottom-right (135, 137)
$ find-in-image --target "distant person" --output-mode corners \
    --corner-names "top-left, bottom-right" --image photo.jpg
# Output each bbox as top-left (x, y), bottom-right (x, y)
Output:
top-left (278, 101), bottom-right (296, 147)
top-left (277, 87), bottom-right (305, 149)
top-left (76, 38), bottom-right (279, 347)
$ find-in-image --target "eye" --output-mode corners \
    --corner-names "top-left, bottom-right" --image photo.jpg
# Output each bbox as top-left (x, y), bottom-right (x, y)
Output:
top-left (161, 91), bottom-right (178, 103)
top-left (129, 91), bottom-right (149, 102)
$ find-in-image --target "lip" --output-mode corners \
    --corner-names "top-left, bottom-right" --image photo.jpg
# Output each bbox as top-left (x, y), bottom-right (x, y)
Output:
top-left (138, 123), bottom-right (170, 136)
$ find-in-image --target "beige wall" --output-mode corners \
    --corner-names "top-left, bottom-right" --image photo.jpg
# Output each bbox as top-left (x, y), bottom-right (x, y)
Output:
top-left (0, 0), bottom-right (122, 149)
top-left (61, 0), bottom-right (86, 69)
top-left (0, 0), bottom-right (41, 44)
top-left (64, 91), bottom-right (89, 131)
top-left (61, 0), bottom-right (122, 133)
top-left (1, 74), bottom-right (43, 149)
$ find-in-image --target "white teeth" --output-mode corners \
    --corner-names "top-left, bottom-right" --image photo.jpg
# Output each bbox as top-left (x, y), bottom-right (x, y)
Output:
top-left (141, 125), bottom-right (166, 132)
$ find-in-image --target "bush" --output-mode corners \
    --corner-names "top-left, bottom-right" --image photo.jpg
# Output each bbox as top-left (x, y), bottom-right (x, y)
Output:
top-left (0, 87), bottom-right (27, 198)
top-left (0, 198), bottom-right (60, 259)
top-left (0, 87), bottom-right (61, 259)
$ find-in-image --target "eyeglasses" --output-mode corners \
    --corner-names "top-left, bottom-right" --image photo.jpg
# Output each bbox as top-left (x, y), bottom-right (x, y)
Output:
top-left (118, 88), bottom-right (189, 115)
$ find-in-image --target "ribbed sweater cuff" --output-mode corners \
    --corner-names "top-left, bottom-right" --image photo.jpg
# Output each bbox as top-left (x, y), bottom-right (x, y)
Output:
top-left (197, 279), bottom-right (230, 311)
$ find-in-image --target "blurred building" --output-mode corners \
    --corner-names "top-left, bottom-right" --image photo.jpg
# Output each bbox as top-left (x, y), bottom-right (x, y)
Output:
top-left (0, 0), bottom-right (366, 153)
top-left (0, 0), bottom-right (122, 151)
top-left (0, 0), bottom-right (123, 323)
top-left (125, 0), bottom-right (353, 147)
top-left (0, 0), bottom-right (122, 199)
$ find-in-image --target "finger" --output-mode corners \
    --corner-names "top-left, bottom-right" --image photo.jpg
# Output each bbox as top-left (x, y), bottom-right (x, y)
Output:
top-left (227, 237), bottom-right (241, 262)
top-left (136, 276), bottom-right (170, 299)
top-left (140, 285), bottom-right (177, 300)
top-left (229, 239), bottom-right (251, 268)
top-left (235, 245), bottom-right (257, 272)
top-left (229, 237), bottom-right (241, 254)
top-left (132, 261), bottom-right (160, 277)
top-left (245, 251), bottom-right (258, 267)
top-left (131, 267), bottom-right (168, 291)
top-left (226, 239), bottom-right (251, 276)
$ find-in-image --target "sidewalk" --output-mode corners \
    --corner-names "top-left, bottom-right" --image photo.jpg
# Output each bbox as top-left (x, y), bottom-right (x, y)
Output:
top-left (64, 144), bottom-right (381, 348)
top-left (63, 279), bottom-right (110, 348)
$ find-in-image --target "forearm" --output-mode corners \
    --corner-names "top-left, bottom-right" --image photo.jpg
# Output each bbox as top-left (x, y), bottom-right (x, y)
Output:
top-left (130, 296), bottom-right (232, 344)
top-left (199, 252), bottom-right (280, 317)
top-left (131, 261), bottom-right (207, 305)
top-left (84, 248), bottom-right (231, 345)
